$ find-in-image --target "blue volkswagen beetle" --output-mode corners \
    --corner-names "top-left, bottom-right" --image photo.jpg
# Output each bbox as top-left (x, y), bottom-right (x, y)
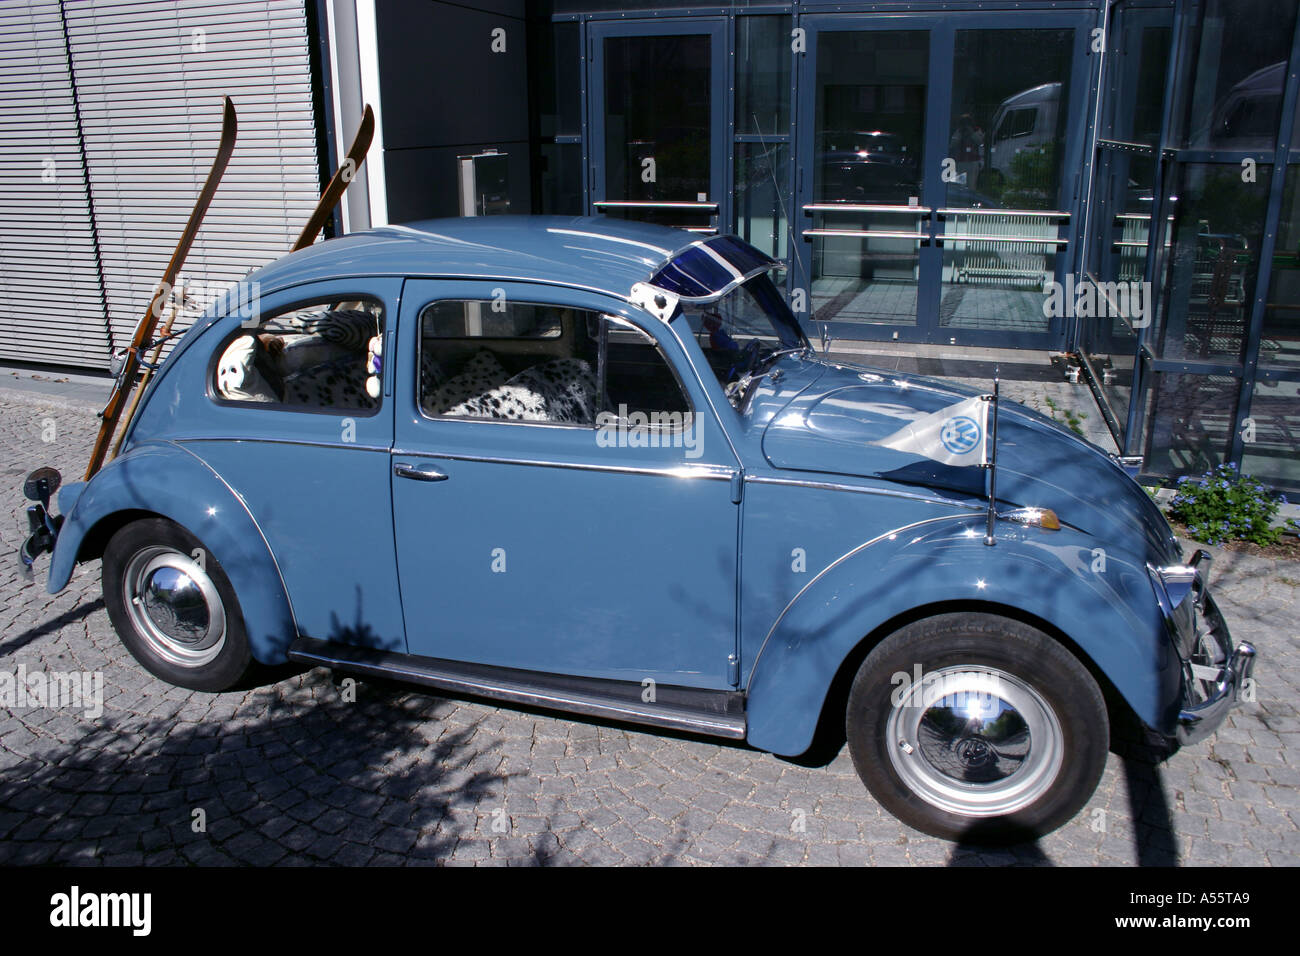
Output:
top-left (22, 216), bottom-right (1255, 841)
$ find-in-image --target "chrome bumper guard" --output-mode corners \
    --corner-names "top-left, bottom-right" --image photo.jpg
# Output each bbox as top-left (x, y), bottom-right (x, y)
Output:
top-left (1176, 624), bottom-right (1255, 745)
top-left (1160, 550), bottom-right (1257, 746)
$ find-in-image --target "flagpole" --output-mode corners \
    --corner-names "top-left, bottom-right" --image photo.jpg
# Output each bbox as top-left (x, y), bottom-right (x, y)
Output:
top-left (984, 373), bottom-right (1000, 546)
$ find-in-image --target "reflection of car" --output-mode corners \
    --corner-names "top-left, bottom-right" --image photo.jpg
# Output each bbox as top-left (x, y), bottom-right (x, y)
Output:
top-left (987, 82), bottom-right (1060, 185)
top-left (943, 182), bottom-right (1002, 210)
top-left (816, 129), bottom-right (920, 202)
top-left (21, 216), bottom-right (1254, 841)
top-left (1197, 61), bottom-right (1288, 150)
top-left (817, 129), bottom-right (914, 166)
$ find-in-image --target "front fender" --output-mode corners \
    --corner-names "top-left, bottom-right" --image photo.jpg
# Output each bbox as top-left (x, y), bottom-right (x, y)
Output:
top-left (744, 517), bottom-right (1178, 756)
top-left (49, 440), bottom-right (298, 665)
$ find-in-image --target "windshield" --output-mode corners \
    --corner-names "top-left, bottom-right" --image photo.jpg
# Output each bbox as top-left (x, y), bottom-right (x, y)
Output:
top-left (675, 273), bottom-right (808, 405)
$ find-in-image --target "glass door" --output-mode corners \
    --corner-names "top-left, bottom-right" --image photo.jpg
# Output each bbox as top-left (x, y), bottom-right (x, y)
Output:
top-left (589, 20), bottom-right (728, 234)
top-left (795, 13), bottom-right (1090, 349)
top-left (796, 21), bottom-right (939, 338)
top-left (936, 25), bottom-right (1085, 347)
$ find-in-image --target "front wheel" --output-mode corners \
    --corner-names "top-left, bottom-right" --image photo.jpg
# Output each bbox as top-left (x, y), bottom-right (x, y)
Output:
top-left (102, 517), bottom-right (254, 692)
top-left (846, 612), bottom-right (1109, 842)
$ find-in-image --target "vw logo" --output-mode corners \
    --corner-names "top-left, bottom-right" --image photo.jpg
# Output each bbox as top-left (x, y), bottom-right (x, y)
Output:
top-left (940, 416), bottom-right (982, 455)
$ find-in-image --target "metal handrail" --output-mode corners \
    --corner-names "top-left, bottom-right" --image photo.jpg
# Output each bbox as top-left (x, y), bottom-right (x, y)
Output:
top-left (802, 228), bottom-right (928, 240)
top-left (593, 200), bottom-right (719, 210)
top-left (937, 235), bottom-right (1068, 246)
top-left (802, 203), bottom-right (932, 214)
top-left (937, 208), bottom-right (1070, 220)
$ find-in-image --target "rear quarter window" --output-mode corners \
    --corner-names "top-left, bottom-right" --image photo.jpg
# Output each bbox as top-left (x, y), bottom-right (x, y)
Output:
top-left (210, 296), bottom-right (385, 415)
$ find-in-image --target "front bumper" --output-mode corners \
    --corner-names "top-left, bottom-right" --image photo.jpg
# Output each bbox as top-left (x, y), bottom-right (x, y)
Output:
top-left (1152, 549), bottom-right (1257, 747)
top-left (1175, 589), bottom-right (1256, 746)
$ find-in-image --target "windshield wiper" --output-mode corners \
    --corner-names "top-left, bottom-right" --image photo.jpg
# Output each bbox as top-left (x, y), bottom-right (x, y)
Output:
top-left (760, 345), bottom-right (812, 369)
top-left (726, 346), bottom-right (810, 408)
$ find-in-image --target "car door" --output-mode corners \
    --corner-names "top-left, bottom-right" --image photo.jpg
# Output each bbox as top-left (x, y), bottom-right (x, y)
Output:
top-left (181, 277), bottom-right (405, 652)
top-left (391, 279), bottom-right (741, 690)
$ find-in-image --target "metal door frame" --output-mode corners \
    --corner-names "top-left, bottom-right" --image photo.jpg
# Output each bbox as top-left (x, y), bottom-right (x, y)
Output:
top-left (794, 10), bottom-right (1095, 350)
top-left (587, 18), bottom-right (730, 235)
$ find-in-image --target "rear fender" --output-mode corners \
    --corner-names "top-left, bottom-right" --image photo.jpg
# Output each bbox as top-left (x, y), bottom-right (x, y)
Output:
top-left (49, 440), bottom-right (298, 664)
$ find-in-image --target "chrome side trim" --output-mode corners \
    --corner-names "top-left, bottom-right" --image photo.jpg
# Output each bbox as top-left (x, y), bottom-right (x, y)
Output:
top-left (288, 639), bottom-right (747, 740)
top-left (389, 448), bottom-right (735, 481)
top-left (744, 474), bottom-right (984, 511)
top-left (746, 514), bottom-right (976, 687)
top-left (177, 437), bottom-right (390, 453)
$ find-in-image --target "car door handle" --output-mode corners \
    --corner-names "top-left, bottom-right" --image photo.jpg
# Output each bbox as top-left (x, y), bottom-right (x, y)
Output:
top-left (394, 462), bottom-right (448, 482)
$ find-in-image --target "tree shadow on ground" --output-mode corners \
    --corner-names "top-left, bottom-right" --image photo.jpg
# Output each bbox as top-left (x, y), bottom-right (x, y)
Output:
top-left (0, 669), bottom-right (557, 866)
top-left (0, 599), bottom-right (104, 659)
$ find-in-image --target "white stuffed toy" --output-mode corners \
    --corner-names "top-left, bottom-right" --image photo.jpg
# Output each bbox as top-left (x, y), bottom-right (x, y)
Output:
top-left (365, 335), bottom-right (382, 399)
top-left (216, 335), bottom-right (278, 402)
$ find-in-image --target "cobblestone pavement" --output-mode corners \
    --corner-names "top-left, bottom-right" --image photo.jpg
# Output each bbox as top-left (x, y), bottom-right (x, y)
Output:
top-left (1, 383), bottom-right (1297, 866)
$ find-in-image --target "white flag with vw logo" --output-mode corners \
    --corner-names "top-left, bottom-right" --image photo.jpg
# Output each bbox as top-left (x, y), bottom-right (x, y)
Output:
top-left (872, 395), bottom-right (990, 467)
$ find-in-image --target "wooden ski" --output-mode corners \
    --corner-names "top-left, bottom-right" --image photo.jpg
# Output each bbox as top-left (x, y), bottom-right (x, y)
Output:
top-left (84, 96), bottom-right (237, 480)
top-left (291, 104), bottom-right (374, 252)
top-left (108, 287), bottom-right (183, 461)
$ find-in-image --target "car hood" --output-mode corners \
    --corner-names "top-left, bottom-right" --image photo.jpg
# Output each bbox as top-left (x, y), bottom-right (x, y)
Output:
top-left (760, 360), bottom-right (1180, 564)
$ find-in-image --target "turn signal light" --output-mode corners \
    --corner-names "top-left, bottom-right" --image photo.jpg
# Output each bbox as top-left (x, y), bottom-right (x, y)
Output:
top-left (1004, 507), bottom-right (1061, 530)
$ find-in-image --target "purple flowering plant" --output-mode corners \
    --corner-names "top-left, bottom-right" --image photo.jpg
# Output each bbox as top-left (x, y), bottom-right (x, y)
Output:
top-left (1167, 462), bottom-right (1289, 546)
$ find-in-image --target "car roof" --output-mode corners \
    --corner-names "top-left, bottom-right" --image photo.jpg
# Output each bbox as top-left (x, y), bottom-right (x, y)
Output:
top-left (248, 215), bottom-right (702, 300)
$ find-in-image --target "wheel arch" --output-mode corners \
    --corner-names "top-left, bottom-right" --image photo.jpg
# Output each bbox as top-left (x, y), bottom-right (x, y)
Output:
top-left (75, 508), bottom-right (158, 564)
top-left (797, 598), bottom-right (1138, 763)
top-left (49, 441), bottom-right (298, 665)
top-left (743, 526), bottom-right (1180, 757)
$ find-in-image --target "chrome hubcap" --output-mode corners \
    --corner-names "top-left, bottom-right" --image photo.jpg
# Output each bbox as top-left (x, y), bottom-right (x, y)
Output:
top-left (886, 665), bottom-right (1063, 817)
top-left (123, 546), bottom-right (226, 668)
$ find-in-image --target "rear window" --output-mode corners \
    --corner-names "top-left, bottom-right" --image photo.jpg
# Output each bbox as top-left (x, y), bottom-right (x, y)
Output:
top-left (211, 297), bottom-right (384, 413)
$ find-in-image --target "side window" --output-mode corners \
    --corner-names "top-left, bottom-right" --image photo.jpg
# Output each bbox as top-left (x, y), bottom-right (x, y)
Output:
top-left (996, 108), bottom-right (1036, 142)
top-left (419, 299), bottom-right (597, 423)
top-left (598, 316), bottom-right (692, 428)
top-left (213, 297), bottom-right (384, 413)
top-left (415, 298), bottom-right (691, 429)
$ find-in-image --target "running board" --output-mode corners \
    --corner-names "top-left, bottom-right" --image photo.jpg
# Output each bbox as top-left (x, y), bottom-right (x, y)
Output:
top-left (288, 638), bottom-right (748, 740)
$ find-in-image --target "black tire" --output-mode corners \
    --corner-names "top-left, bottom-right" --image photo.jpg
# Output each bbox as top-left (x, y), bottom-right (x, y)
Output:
top-left (102, 517), bottom-right (254, 692)
top-left (846, 612), bottom-right (1108, 842)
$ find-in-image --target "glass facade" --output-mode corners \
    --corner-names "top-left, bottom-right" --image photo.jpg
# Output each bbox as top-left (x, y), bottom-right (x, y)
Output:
top-left (939, 28), bottom-right (1076, 336)
top-left (529, 0), bottom-right (1300, 491)
top-left (1073, 0), bottom-right (1300, 491)
top-left (1261, 164), bottom-right (1300, 370)
top-left (1149, 162), bottom-right (1273, 365)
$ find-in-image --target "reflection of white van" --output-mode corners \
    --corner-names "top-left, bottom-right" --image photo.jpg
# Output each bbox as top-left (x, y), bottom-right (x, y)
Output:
top-left (1198, 61), bottom-right (1286, 150)
top-left (987, 82), bottom-right (1060, 184)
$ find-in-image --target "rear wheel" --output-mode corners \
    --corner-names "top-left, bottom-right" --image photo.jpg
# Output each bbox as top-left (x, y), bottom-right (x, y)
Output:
top-left (102, 518), bottom-right (253, 691)
top-left (846, 612), bottom-right (1109, 842)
